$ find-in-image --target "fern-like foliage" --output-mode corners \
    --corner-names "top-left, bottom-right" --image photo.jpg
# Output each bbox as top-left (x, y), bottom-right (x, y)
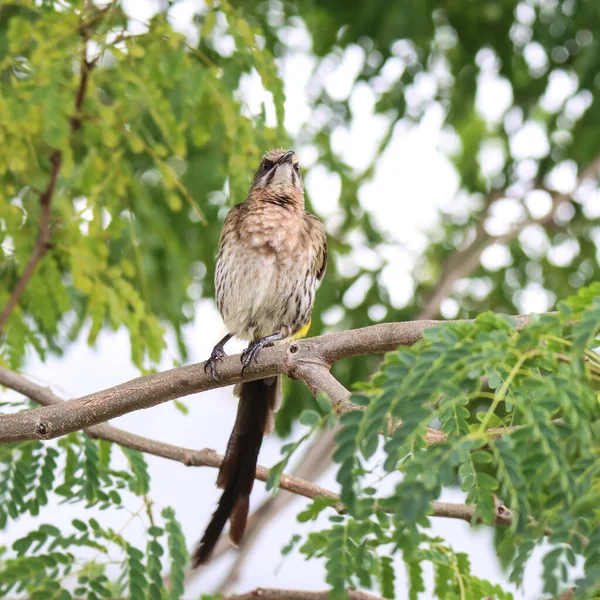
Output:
top-left (311, 283), bottom-right (600, 598)
top-left (0, 426), bottom-right (187, 598)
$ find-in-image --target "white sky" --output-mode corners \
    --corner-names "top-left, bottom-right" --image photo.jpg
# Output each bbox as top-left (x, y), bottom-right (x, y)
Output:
top-left (4, 0), bottom-right (598, 598)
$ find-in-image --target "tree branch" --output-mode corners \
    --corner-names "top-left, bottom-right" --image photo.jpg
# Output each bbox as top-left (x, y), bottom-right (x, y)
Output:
top-left (418, 218), bottom-right (494, 320)
top-left (220, 588), bottom-right (385, 600)
top-left (0, 315), bottom-right (533, 444)
top-left (0, 367), bottom-right (337, 506)
top-left (0, 367), bottom-right (517, 532)
top-left (0, 364), bottom-right (338, 502)
top-left (0, 151), bottom-right (61, 333)
top-left (0, 33), bottom-right (93, 334)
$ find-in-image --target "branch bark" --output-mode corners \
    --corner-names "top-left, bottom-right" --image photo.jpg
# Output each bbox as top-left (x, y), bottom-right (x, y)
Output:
top-left (0, 315), bottom-right (532, 444)
top-left (0, 35), bottom-right (93, 334)
top-left (0, 365), bottom-right (340, 504)
top-left (220, 588), bottom-right (385, 600)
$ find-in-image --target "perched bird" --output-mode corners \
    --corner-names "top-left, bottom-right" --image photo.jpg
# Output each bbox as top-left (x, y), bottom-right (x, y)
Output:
top-left (192, 149), bottom-right (328, 567)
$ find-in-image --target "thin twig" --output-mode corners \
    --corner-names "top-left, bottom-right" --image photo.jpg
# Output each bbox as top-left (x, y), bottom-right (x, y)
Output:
top-left (7, 365), bottom-right (587, 554)
top-left (0, 29), bottom-right (94, 333)
top-left (0, 366), bottom-right (338, 501)
top-left (0, 367), bottom-right (516, 531)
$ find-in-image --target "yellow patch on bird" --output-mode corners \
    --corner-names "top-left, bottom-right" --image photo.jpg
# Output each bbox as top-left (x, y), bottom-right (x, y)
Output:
top-left (289, 320), bottom-right (312, 341)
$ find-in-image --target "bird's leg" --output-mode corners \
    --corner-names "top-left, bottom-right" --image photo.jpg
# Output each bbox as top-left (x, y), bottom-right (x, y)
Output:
top-left (204, 333), bottom-right (233, 382)
top-left (240, 332), bottom-right (283, 377)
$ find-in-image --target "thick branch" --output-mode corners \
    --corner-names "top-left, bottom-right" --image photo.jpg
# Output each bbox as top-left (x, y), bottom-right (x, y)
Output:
top-left (220, 589), bottom-right (385, 600)
top-left (0, 367), bottom-right (338, 503)
top-left (291, 361), bottom-right (350, 412)
top-left (0, 316), bottom-right (533, 443)
top-left (0, 315), bottom-right (533, 444)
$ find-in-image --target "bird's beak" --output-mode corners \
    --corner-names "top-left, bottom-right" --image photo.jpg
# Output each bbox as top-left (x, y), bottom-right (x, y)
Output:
top-left (277, 150), bottom-right (295, 165)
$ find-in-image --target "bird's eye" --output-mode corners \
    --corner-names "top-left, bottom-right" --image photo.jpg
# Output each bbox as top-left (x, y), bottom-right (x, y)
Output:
top-left (293, 163), bottom-right (300, 172)
top-left (262, 160), bottom-right (274, 171)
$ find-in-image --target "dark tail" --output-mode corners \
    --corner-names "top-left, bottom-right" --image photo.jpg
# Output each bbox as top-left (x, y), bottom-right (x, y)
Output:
top-left (192, 375), bottom-right (280, 567)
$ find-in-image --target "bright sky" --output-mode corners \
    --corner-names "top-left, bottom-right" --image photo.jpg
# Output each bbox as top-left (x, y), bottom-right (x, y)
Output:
top-left (5, 0), bottom-right (597, 598)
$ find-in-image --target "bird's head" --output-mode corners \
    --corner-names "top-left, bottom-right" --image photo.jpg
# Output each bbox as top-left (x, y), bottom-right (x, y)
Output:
top-left (249, 148), bottom-right (304, 207)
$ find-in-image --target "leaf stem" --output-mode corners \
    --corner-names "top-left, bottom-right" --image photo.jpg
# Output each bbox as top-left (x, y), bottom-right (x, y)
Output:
top-left (478, 351), bottom-right (537, 434)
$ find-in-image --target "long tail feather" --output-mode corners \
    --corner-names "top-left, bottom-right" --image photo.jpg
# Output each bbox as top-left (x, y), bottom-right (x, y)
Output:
top-left (192, 375), bottom-right (280, 566)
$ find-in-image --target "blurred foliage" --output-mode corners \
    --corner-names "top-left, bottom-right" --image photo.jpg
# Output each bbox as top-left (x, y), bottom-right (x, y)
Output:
top-left (1, 0), bottom-right (600, 597)
top-left (0, 427), bottom-right (188, 599)
top-left (0, 0), bottom-right (284, 373)
top-left (4, 0), bottom-right (598, 434)
top-left (235, 0), bottom-right (600, 319)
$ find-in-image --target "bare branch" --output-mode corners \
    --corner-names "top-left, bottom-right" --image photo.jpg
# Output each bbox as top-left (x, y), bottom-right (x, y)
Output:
top-left (0, 315), bottom-right (533, 444)
top-left (13, 366), bottom-right (584, 558)
top-left (0, 34), bottom-right (94, 333)
top-left (290, 361), bottom-right (350, 412)
top-left (0, 366), bottom-right (340, 505)
top-left (418, 218), bottom-right (494, 321)
top-left (220, 588), bottom-right (385, 600)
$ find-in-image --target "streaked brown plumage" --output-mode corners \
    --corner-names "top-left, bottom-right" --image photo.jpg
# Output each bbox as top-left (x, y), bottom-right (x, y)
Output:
top-left (192, 149), bottom-right (327, 566)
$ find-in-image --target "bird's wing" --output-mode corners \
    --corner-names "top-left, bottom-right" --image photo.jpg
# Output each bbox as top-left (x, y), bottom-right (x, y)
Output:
top-left (306, 212), bottom-right (328, 281)
top-left (218, 203), bottom-right (243, 252)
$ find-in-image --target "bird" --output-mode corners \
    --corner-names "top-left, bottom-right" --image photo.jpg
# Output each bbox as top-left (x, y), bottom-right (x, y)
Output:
top-left (191, 148), bottom-right (328, 567)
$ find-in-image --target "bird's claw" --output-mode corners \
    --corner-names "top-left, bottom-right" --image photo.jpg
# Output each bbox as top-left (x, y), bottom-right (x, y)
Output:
top-left (204, 346), bottom-right (226, 382)
top-left (240, 343), bottom-right (264, 378)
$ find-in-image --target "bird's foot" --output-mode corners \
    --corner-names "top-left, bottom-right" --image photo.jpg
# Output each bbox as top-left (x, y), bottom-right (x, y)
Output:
top-left (240, 338), bottom-right (274, 377)
top-left (204, 343), bottom-right (227, 382)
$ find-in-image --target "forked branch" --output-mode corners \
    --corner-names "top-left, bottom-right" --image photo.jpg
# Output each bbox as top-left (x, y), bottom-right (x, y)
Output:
top-left (0, 315), bottom-right (533, 444)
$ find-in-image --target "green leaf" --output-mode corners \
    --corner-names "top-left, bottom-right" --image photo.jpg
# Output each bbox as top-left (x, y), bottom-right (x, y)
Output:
top-left (162, 508), bottom-right (188, 600)
top-left (173, 400), bottom-right (189, 415)
top-left (299, 410), bottom-right (320, 426)
top-left (121, 448), bottom-right (150, 496)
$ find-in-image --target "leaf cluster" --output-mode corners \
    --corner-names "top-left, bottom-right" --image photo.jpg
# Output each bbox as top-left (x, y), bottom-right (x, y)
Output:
top-left (287, 283), bottom-right (600, 598)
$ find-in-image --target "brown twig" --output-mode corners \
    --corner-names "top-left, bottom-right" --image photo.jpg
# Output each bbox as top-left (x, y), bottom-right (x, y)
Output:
top-left (0, 150), bottom-right (61, 333)
top-left (551, 590), bottom-right (575, 600)
top-left (0, 30), bottom-right (94, 334)
top-left (12, 365), bottom-right (590, 560)
top-left (0, 365), bottom-right (338, 502)
top-left (0, 315), bottom-right (533, 444)
top-left (418, 218), bottom-right (495, 320)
